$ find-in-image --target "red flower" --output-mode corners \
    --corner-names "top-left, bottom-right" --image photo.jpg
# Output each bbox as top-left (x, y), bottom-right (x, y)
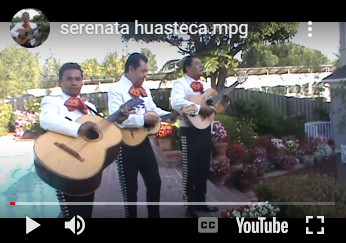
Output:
top-left (190, 81), bottom-right (204, 93)
top-left (156, 123), bottom-right (175, 139)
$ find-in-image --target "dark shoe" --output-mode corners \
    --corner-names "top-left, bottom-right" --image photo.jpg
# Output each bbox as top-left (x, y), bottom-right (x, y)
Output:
top-left (185, 209), bottom-right (199, 218)
top-left (197, 205), bottom-right (219, 212)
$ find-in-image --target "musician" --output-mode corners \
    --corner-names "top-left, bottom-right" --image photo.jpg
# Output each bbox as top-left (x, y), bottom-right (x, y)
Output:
top-left (108, 53), bottom-right (170, 218)
top-left (40, 62), bottom-right (128, 218)
top-left (170, 55), bottom-right (231, 217)
top-left (10, 12), bottom-right (41, 48)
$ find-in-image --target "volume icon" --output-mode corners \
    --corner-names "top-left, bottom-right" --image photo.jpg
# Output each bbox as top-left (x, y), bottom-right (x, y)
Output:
top-left (64, 215), bottom-right (85, 235)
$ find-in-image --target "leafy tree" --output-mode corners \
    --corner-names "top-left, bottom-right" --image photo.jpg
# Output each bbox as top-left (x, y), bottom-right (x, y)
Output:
top-left (241, 43), bottom-right (330, 68)
top-left (81, 58), bottom-right (104, 79)
top-left (141, 48), bottom-right (158, 72)
top-left (311, 81), bottom-right (325, 97)
top-left (0, 45), bottom-right (41, 99)
top-left (81, 53), bottom-right (128, 80)
top-left (41, 56), bottom-right (61, 89)
top-left (103, 52), bottom-right (124, 80)
top-left (120, 22), bottom-right (299, 91)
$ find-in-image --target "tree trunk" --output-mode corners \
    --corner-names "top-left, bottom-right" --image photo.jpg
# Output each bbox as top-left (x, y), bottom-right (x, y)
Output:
top-left (210, 72), bottom-right (217, 90)
top-left (216, 67), bottom-right (228, 92)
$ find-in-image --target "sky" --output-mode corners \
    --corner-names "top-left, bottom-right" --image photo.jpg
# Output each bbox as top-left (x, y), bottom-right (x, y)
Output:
top-left (1, 22), bottom-right (340, 70)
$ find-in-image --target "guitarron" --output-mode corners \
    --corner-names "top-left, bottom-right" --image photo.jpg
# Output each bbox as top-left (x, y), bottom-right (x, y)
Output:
top-left (184, 73), bottom-right (248, 129)
top-left (34, 98), bottom-right (143, 195)
top-left (15, 27), bottom-right (38, 46)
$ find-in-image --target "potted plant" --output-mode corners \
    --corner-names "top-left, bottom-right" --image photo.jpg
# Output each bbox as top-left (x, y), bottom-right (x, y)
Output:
top-left (236, 164), bottom-right (258, 192)
top-left (211, 120), bottom-right (229, 160)
top-left (252, 147), bottom-right (269, 176)
top-left (275, 155), bottom-right (298, 170)
top-left (209, 158), bottom-right (230, 185)
top-left (156, 122), bottom-right (176, 150)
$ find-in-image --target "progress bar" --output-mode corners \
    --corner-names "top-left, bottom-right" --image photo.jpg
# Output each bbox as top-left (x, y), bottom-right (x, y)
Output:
top-left (10, 201), bottom-right (336, 206)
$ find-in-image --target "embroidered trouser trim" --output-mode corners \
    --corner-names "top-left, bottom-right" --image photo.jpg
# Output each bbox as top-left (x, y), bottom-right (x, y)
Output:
top-left (116, 138), bottom-right (161, 218)
top-left (180, 127), bottom-right (212, 211)
top-left (56, 190), bottom-right (95, 218)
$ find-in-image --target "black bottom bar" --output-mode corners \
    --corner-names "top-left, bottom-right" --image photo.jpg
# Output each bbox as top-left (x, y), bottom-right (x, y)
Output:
top-left (0, 218), bottom-right (343, 240)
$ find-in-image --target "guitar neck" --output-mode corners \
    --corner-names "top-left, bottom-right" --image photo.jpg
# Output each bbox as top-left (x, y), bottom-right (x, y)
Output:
top-left (209, 80), bottom-right (239, 105)
top-left (160, 111), bottom-right (178, 122)
top-left (105, 98), bottom-right (144, 123)
top-left (106, 110), bottom-right (122, 123)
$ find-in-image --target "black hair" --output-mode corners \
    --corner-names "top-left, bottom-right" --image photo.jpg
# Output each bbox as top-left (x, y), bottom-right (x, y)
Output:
top-left (125, 53), bottom-right (148, 73)
top-left (58, 62), bottom-right (83, 81)
top-left (182, 55), bottom-right (199, 73)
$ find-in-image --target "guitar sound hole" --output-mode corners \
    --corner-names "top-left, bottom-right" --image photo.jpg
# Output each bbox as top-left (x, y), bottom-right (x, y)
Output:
top-left (206, 99), bottom-right (213, 106)
top-left (85, 129), bottom-right (99, 140)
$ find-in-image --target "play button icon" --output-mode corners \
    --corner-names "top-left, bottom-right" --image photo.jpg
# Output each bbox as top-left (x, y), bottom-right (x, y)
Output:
top-left (26, 216), bottom-right (40, 234)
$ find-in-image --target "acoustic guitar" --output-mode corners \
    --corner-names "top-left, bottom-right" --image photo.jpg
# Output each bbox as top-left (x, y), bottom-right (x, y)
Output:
top-left (184, 73), bottom-right (248, 129)
top-left (34, 98), bottom-right (143, 195)
top-left (15, 27), bottom-right (38, 46)
top-left (121, 111), bottom-right (179, 146)
top-left (121, 105), bottom-right (197, 146)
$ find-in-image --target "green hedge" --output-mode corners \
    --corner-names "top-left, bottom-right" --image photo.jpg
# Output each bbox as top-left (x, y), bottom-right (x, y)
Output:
top-left (256, 174), bottom-right (346, 218)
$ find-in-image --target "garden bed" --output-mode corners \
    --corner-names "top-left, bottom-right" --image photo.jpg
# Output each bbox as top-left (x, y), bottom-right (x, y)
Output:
top-left (283, 153), bottom-right (338, 179)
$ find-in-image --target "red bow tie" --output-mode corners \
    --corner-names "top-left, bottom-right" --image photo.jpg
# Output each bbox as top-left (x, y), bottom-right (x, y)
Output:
top-left (190, 81), bottom-right (204, 93)
top-left (22, 23), bottom-right (29, 28)
top-left (64, 97), bottom-right (88, 114)
top-left (129, 85), bottom-right (148, 97)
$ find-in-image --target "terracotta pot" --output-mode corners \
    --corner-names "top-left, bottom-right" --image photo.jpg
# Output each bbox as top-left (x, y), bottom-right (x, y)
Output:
top-left (213, 142), bottom-right (228, 160)
top-left (238, 179), bottom-right (254, 192)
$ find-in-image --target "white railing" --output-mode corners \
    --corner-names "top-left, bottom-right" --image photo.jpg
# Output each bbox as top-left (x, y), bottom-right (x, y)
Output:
top-left (304, 121), bottom-right (333, 139)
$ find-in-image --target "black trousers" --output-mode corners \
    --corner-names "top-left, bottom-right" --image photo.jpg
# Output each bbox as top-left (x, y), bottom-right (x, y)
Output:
top-left (180, 126), bottom-right (212, 211)
top-left (117, 138), bottom-right (161, 218)
top-left (56, 191), bottom-right (95, 218)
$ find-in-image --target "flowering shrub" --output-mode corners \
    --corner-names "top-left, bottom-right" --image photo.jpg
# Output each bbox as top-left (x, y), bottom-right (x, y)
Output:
top-left (271, 138), bottom-right (285, 149)
top-left (254, 136), bottom-right (278, 161)
top-left (254, 146), bottom-right (267, 158)
top-left (327, 139), bottom-right (335, 151)
top-left (210, 158), bottom-right (230, 177)
top-left (285, 139), bottom-right (299, 152)
top-left (238, 164), bottom-right (258, 182)
top-left (250, 147), bottom-right (269, 175)
top-left (221, 201), bottom-right (280, 218)
top-left (156, 123), bottom-right (175, 139)
top-left (296, 138), bottom-right (319, 156)
top-left (211, 120), bottom-right (228, 142)
top-left (14, 110), bottom-right (41, 137)
top-left (275, 155), bottom-right (298, 169)
top-left (314, 142), bottom-right (333, 162)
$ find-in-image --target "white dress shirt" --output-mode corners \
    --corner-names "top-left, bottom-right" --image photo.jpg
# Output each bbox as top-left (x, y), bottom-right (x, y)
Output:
top-left (40, 92), bottom-right (97, 137)
top-left (108, 75), bottom-right (170, 128)
top-left (10, 21), bottom-right (39, 46)
top-left (171, 75), bottom-right (211, 127)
